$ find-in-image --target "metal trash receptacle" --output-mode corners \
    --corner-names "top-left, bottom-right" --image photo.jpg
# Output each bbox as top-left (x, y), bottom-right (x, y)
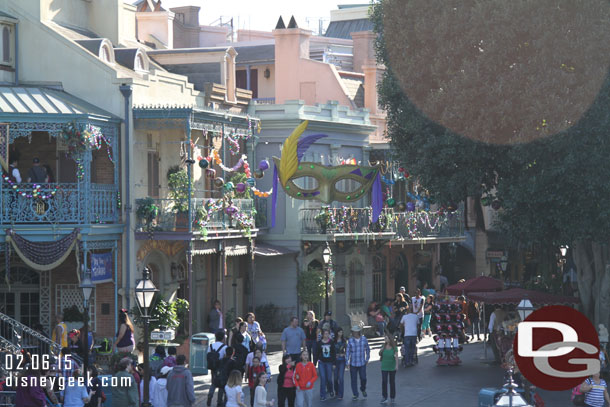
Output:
top-left (190, 332), bottom-right (216, 375)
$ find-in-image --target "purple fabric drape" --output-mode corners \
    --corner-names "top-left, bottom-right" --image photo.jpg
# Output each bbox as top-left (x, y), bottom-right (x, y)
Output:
top-left (371, 172), bottom-right (383, 223)
top-left (271, 165), bottom-right (279, 228)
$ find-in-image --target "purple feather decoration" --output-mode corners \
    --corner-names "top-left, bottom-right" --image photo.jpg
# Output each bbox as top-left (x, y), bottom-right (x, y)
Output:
top-left (297, 134), bottom-right (327, 161)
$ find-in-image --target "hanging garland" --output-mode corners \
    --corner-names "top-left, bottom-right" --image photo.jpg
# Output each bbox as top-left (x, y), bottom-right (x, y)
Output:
top-left (195, 198), bottom-right (257, 238)
top-left (2, 176), bottom-right (57, 199)
top-left (61, 122), bottom-right (115, 180)
top-left (205, 150), bottom-right (272, 197)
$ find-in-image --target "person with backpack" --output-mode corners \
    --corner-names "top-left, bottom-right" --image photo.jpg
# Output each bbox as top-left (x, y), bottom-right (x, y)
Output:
top-left (247, 357), bottom-right (267, 407)
top-left (579, 371), bottom-right (610, 407)
top-left (277, 355), bottom-right (296, 407)
top-left (213, 347), bottom-right (238, 407)
top-left (150, 345), bottom-right (167, 377)
top-left (207, 331), bottom-right (228, 407)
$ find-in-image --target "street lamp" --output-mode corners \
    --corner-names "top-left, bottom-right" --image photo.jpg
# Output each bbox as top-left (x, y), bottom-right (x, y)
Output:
top-left (322, 244), bottom-right (332, 313)
top-left (135, 267), bottom-right (159, 407)
top-left (517, 299), bottom-right (534, 321)
top-left (559, 245), bottom-right (569, 258)
top-left (79, 271), bottom-right (94, 379)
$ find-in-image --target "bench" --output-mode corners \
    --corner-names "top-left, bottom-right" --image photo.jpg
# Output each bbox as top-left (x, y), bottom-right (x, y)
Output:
top-left (347, 312), bottom-right (374, 337)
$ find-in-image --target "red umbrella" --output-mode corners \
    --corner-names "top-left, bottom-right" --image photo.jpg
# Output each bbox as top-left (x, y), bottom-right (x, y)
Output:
top-left (467, 287), bottom-right (579, 305)
top-left (446, 276), bottom-right (503, 295)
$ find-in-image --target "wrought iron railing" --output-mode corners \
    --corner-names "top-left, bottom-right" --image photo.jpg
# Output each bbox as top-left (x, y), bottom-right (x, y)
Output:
top-left (301, 207), bottom-right (396, 235)
top-left (135, 197), bottom-right (255, 233)
top-left (0, 311), bottom-right (61, 356)
top-left (252, 97), bottom-right (276, 105)
top-left (300, 207), bottom-right (464, 239)
top-left (0, 183), bottom-right (119, 224)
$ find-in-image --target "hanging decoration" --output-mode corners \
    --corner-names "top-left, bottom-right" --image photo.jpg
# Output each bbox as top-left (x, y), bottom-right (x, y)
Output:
top-left (61, 122), bottom-right (115, 180)
top-left (2, 175), bottom-right (57, 200)
top-left (195, 198), bottom-right (257, 239)
top-left (271, 121), bottom-right (383, 227)
top-left (5, 228), bottom-right (81, 271)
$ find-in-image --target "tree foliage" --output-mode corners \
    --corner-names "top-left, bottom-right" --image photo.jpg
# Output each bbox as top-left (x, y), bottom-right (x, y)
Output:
top-left (372, 0), bottom-right (610, 326)
top-left (298, 269), bottom-right (326, 307)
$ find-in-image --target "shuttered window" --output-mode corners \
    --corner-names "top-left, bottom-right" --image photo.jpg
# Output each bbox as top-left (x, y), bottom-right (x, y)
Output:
top-left (147, 151), bottom-right (160, 197)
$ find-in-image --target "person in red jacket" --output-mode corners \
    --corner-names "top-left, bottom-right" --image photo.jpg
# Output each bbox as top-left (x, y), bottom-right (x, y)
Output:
top-left (248, 357), bottom-right (267, 407)
top-left (293, 350), bottom-right (317, 407)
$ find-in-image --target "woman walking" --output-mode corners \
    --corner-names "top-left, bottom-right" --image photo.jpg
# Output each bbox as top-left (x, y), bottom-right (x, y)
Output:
top-left (253, 374), bottom-right (274, 407)
top-left (579, 371), bottom-right (610, 407)
top-left (233, 322), bottom-right (253, 373)
top-left (333, 328), bottom-right (347, 400)
top-left (277, 355), bottom-right (296, 407)
top-left (379, 333), bottom-right (399, 404)
top-left (225, 370), bottom-right (247, 407)
top-left (114, 309), bottom-right (135, 353)
top-left (302, 311), bottom-right (318, 362)
top-left (294, 351), bottom-right (317, 407)
top-left (422, 295), bottom-right (434, 337)
top-left (315, 329), bottom-right (336, 401)
top-left (467, 300), bottom-right (481, 341)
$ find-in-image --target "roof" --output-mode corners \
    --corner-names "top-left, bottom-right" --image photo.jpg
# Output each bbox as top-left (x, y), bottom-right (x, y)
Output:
top-left (446, 276), bottom-right (504, 295)
top-left (254, 243), bottom-right (298, 257)
top-left (147, 47), bottom-right (233, 55)
top-left (75, 39), bottom-right (105, 55)
top-left (467, 288), bottom-right (579, 305)
top-left (114, 48), bottom-right (140, 70)
top-left (235, 44), bottom-right (275, 65)
top-left (0, 86), bottom-right (120, 121)
top-left (324, 19), bottom-right (374, 39)
top-left (0, 11), bottom-right (18, 20)
top-left (340, 74), bottom-right (365, 108)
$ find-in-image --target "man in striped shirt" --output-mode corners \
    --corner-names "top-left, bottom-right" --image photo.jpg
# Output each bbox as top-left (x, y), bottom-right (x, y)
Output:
top-left (346, 326), bottom-right (370, 401)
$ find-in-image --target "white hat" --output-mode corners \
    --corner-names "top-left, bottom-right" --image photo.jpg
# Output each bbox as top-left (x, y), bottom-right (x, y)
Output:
top-left (351, 325), bottom-right (362, 332)
top-left (160, 366), bottom-right (173, 375)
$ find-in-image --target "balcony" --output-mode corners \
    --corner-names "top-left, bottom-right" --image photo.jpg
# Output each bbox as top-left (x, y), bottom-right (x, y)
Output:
top-left (300, 207), bottom-right (464, 242)
top-left (0, 183), bottom-right (118, 224)
top-left (135, 197), bottom-right (257, 240)
top-left (252, 97), bottom-right (276, 105)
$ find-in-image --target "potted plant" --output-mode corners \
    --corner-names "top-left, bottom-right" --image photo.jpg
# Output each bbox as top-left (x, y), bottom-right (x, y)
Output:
top-left (167, 166), bottom-right (191, 231)
top-left (135, 197), bottom-right (159, 230)
top-left (315, 206), bottom-right (332, 233)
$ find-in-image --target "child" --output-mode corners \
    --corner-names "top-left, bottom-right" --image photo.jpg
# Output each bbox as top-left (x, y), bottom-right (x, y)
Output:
top-left (580, 371), bottom-right (610, 407)
top-left (293, 350), bottom-right (317, 407)
top-left (225, 370), bottom-right (246, 407)
top-left (246, 347), bottom-right (270, 374)
top-left (277, 355), bottom-right (296, 407)
top-left (163, 346), bottom-right (177, 367)
top-left (152, 366), bottom-right (171, 407)
top-left (253, 374), bottom-right (274, 407)
top-left (247, 357), bottom-right (267, 407)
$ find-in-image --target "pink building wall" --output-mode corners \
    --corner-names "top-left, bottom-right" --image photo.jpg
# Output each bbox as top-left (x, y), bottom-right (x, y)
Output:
top-left (273, 28), bottom-right (353, 107)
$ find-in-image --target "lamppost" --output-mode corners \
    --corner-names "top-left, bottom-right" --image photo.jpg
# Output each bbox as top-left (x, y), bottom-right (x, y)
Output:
top-left (79, 271), bottom-right (94, 378)
top-left (517, 299), bottom-right (534, 321)
top-left (135, 267), bottom-right (159, 407)
top-left (559, 245), bottom-right (569, 275)
top-left (499, 255), bottom-right (508, 281)
top-left (322, 244), bottom-right (332, 313)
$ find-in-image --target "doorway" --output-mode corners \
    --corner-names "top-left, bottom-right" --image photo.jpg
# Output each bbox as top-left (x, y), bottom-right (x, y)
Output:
top-left (0, 267), bottom-right (40, 335)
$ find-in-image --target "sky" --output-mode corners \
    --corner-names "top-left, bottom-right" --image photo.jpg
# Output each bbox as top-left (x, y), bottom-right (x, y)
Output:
top-left (159, 0), bottom-right (369, 34)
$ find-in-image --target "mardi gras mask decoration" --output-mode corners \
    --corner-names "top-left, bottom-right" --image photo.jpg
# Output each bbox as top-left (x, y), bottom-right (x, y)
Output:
top-left (271, 121), bottom-right (383, 227)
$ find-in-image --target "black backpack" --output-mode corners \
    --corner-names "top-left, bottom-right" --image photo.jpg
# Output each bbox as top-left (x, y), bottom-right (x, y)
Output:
top-left (207, 343), bottom-right (225, 372)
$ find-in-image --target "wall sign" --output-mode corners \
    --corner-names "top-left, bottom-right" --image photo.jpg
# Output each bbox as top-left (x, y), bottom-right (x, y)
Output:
top-left (91, 252), bottom-right (113, 284)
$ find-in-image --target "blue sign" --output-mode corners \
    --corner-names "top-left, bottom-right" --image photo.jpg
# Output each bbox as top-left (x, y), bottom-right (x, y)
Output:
top-left (91, 253), bottom-right (113, 284)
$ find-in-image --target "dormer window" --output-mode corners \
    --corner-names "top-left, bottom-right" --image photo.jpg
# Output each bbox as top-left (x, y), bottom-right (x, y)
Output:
top-left (0, 18), bottom-right (16, 68)
top-left (135, 53), bottom-right (145, 71)
top-left (100, 44), bottom-right (111, 63)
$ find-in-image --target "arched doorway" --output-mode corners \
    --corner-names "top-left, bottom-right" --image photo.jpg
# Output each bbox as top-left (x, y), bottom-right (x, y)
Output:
top-left (0, 267), bottom-right (40, 327)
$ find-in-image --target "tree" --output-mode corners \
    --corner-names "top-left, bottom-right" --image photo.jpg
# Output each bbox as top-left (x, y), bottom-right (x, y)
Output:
top-left (373, 0), bottom-right (610, 329)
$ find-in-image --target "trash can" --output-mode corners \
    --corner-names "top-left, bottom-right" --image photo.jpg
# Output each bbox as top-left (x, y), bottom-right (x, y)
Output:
top-left (190, 332), bottom-right (216, 375)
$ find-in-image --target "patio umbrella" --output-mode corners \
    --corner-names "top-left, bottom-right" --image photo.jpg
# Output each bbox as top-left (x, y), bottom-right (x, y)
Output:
top-left (446, 276), bottom-right (504, 295)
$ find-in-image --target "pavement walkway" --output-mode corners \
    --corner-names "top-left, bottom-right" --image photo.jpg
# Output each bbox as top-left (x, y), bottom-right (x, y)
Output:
top-left (193, 335), bottom-right (575, 407)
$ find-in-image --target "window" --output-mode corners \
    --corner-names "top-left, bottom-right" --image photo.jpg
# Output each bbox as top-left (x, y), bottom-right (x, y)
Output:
top-left (2, 26), bottom-right (10, 63)
top-left (348, 259), bottom-right (365, 310)
top-left (147, 151), bottom-right (160, 197)
top-left (135, 54), bottom-right (145, 71)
